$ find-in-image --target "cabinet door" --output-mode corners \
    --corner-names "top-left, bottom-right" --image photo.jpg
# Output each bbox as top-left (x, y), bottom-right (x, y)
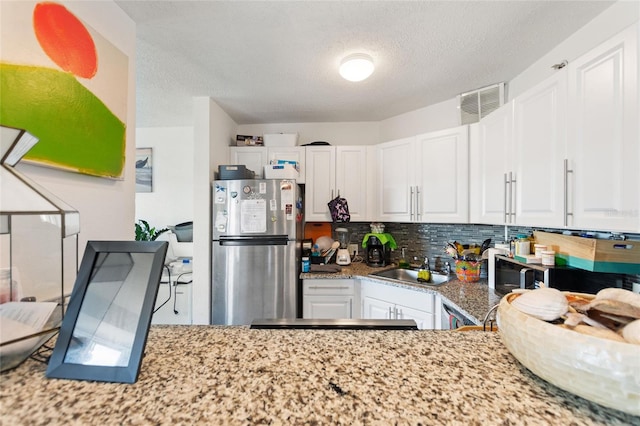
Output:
top-left (470, 103), bottom-right (512, 224)
top-left (336, 146), bottom-right (368, 221)
top-left (567, 24), bottom-right (639, 232)
top-left (377, 137), bottom-right (416, 222)
top-left (360, 281), bottom-right (434, 329)
top-left (303, 295), bottom-right (353, 319)
top-left (395, 304), bottom-right (434, 330)
top-left (229, 147), bottom-right (267, 178)
top-left (267, 146), bottom-right (306, 183)
top-left (362, 296), bottom-right (394, 320)
top-left (415, 126), bottom-right (469, 223)
top-left (305, 146), bottom-right (336, 221)
top-left (512, 71), bottom-right (567, 227)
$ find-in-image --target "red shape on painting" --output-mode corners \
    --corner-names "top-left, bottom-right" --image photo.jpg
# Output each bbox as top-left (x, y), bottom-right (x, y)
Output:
top-left (33, 2), bottom-right (97, 79)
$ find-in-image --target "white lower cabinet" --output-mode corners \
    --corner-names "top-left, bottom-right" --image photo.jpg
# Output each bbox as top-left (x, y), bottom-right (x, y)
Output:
top-left (302, 279), bottom-right (359, 319)
top-left (360, 281), bottom-right (435, 329)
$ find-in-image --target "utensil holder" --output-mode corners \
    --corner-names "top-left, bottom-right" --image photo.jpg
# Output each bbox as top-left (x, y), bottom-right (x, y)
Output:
top-left (455, 260), bottom-right (481, 282)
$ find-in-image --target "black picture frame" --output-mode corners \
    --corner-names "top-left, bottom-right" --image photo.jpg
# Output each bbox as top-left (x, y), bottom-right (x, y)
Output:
top-left (46, 240), bottom-right (168, 383)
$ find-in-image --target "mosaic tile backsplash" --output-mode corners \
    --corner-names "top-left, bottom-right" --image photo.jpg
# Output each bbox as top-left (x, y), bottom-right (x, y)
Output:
top-left (316, 222), bottom-right (640, 291)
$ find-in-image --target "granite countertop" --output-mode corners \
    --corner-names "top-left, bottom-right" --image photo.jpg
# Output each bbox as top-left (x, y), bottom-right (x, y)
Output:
top-left (301, 261), bottom-right (503, 325)
top-left (2, 326), bottom-right (636, 425)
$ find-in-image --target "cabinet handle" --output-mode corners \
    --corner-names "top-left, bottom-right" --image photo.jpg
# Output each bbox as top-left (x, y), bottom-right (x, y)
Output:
top-left (510, 172), bottom-right (517, 222)
top-left (416, 186), bottom-right (421, 221)
top-left (504, 173), bottom-right (509, 223)
top-left (389, 306), bottom-right (394, 319)
top-left (409, 186), bottom-right (415, 220)
top-left (564, 159), bottom-right (574, 226)
top-left (349, 299), bottom-right (353, 318)
top-left (308, 286), bottom-right (350, 290)
top-left (331, 189), bottom-right (334, 200)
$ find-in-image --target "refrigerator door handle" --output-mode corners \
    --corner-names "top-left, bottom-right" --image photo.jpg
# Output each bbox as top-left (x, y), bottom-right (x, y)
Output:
top-left (219, 236), bottom-right (289, 246)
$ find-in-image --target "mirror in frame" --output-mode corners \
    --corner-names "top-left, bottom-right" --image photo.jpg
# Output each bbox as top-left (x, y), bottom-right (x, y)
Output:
top-left (46, 240), bottom-right (167, 383)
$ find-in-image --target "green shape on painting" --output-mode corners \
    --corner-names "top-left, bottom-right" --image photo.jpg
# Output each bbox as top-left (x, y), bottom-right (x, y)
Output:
top-left (0, 63), bottom-right (126, 178)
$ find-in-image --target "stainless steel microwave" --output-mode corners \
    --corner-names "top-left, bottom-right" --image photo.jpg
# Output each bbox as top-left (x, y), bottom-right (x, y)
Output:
top-left (491, 254), bottom-right (621, 297)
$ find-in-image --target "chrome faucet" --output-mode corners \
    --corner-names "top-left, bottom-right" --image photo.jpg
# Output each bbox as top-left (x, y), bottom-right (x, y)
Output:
top-left (443, 261), bottom-right (451, 275)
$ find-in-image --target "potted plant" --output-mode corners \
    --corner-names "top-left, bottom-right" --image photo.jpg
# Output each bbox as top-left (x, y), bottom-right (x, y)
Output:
top-left (134, 219), bottom-right (168, 241)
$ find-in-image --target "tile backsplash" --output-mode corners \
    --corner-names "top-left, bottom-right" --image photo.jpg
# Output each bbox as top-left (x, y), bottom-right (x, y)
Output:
top-left (316, 222), bottom-right (640, 291)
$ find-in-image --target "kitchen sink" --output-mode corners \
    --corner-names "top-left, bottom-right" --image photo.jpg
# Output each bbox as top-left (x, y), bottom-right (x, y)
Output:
top-left (369, 268), bottom-right (452, 286)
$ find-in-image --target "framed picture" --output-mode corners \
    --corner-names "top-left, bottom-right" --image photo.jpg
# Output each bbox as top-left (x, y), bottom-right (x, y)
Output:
top-left (46, 240), bottom-right (168, 383)
top-left (135, 148), bottom-right (152, 193)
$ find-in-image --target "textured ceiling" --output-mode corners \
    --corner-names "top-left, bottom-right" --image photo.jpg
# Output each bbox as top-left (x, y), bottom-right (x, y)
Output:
top-left (115, 1), bottom-right (614, 127)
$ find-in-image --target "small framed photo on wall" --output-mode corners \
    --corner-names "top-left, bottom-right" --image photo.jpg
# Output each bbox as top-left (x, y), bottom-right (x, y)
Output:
top-left (135, 148), bottom-right (152, 193)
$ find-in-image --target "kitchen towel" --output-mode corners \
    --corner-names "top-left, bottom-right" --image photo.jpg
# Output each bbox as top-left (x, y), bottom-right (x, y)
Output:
top-left (361, 233), bottom-right (398, 250)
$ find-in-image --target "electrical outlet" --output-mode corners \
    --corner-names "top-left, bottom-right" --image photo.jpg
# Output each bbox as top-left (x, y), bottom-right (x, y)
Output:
top-left (348, 243), bottom-right (358, 256)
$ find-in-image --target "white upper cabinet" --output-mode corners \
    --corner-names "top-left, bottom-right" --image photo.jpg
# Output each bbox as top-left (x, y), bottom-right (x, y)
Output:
top-left (471, 69), bottom-right (571, 228)
top-left (229, 147), bottom-right (268, 178)
top-left (512, 69), bottom-right (567, 227)
top-left (376, 136), bottom-right (416, 222)
top-left (415, 126), bottom-right (469, 223)
top-left (566, 23), bottom-right (639, 232)
top-left (470, 102), bottom-right (512, 225)
top-left (471, 23), bottom-right (639, 232)
top-left (377, 127), bottom-right (469, 223)
top-left (305, 146), bottom-right (335, 221)
top-left (335, 146), bottom-right (368, 222)
top-left (265, 147), bottom-right (306, 184)
top-left (305, 145), bottom-right (368, 222)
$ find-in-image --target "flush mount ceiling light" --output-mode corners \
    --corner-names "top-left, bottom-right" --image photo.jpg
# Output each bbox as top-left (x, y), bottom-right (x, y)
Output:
top-left (339, 53), bottom-right (374, 82)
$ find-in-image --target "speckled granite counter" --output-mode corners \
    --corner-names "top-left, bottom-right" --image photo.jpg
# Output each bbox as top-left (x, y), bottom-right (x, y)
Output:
top-left (302, 262), bottom-right (502, 325)
top-left (2, 326), bottom-right (637, 425)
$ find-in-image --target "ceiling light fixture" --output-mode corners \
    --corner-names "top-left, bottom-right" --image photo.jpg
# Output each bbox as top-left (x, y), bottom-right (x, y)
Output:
top-left (339, 53), bottom-right (374, 82)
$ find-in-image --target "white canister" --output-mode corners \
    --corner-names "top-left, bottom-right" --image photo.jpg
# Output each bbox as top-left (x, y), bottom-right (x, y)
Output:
top-left (534, 244), bottom-right (547, 258)
top-left (541, 250), bottom-right (555, 266)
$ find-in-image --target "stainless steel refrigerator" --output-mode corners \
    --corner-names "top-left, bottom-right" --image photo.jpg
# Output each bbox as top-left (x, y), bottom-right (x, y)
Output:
top-left (211, 179), bottom-right (301, 325)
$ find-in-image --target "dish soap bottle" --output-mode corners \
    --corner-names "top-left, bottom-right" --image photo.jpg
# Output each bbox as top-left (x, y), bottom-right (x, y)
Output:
top-left (417, 257), bottom-right (431, 283)
top-left (398, 247), bottom-right (410, 269)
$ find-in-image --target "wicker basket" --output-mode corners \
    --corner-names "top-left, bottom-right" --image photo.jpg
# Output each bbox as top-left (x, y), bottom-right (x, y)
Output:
top-left (497, 292), bottom-right (640, 416)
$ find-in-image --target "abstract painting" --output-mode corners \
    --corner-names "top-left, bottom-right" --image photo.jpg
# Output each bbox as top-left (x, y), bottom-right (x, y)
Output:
top-left (0, 2), bottom-right (128, 179)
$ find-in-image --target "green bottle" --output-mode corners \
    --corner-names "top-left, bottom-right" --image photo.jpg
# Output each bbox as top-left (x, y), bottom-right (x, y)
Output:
top-left (398, 247), bottom-right (410, 269)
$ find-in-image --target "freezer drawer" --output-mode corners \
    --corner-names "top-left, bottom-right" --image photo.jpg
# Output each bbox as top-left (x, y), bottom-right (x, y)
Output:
top-left (211, 240), bottom-right (298, 325)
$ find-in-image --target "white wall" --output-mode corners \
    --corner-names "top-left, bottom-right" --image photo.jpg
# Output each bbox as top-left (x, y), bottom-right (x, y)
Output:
top-left (237, 122), bottom-right (379, 146)
top-left (135, 126), bottom-right (194, 229)
top-left (11, 1), bottom-right (136, 250)
top-left (191, 97), bottom-right (238, 324)
top-left (378, 98), bottom-right (460, 142)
